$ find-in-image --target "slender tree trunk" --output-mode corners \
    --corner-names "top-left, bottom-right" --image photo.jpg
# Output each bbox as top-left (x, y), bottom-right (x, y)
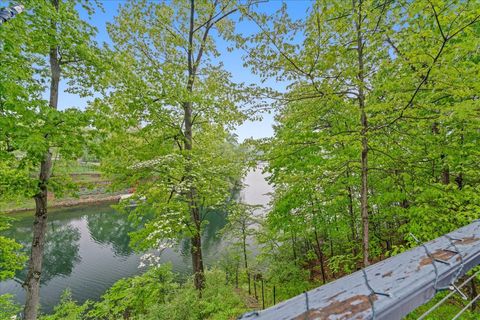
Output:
top-left (242, 231), bottom-right (248, 270)
top-left (455, 172), bottom-right (463, 189)
top-left (182, 0), bottom-right (239, 293)
top-left (184, 99), bottom-right (205, 291)
top-left (184, 0), bottom-right (206, 292)
top-left (313, 227), bottom-right (326, 284)
top-left (23, 3), bottom-right (59, 317)
top-left (235, 262), bottom-right (239, 288)
top-left (456, 129), bottom-right (464, 189)
top-left (242, 226), bottom-right (251, 294)
top-left (183, 72), bottom-right (205, 291)
top-left (23, 158), bottom-right (51, 320)
top-left (346, 168), bottom-right (357, 257)
top-left (310, 200), bottom-right (327, 283)
top-left (347, 186), bottom-right (358, 256)
top-left (190, 213), bottom-right (205, 291)
top-left (354, 0), bottom-right (370, 267)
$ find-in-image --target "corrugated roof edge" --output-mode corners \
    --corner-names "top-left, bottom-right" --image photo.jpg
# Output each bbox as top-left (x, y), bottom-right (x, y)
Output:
top-left (239, 220), bottom-right (480, 320)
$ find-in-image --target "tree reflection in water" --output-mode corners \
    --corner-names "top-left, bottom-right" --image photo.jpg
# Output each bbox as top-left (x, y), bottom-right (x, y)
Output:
top-left (9, 219), bottom-right (81, 284)
top-left (87, 208), bottom-right (137, 256)
top-left (179, 208), bottom-right (228, 262)
top-left (2, 204), bottom-right (227, 287)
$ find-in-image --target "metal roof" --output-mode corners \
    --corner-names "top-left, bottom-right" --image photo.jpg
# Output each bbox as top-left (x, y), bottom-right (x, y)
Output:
top-left (239, 220), bottom-right (480, 320)
top-left (0, 4), bottom-right (24, 25)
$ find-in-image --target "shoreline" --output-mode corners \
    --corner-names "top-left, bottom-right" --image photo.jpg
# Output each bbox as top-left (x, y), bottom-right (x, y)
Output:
top-left (2, 194), bottom-right (127, 214)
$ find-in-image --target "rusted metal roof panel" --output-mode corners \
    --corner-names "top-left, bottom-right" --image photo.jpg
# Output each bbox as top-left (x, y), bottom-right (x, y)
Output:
top-left (239, 220), bottom-right (480, 320)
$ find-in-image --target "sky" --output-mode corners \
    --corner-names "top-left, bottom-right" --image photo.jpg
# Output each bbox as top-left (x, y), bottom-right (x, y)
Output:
top-left (47, 0), bottom-right (312, 141)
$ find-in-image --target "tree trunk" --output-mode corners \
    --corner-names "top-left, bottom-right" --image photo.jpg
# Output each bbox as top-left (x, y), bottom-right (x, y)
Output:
top-left (235, 262), bottom-right (239, 288)
top-left (456, 130), bottom-right (464, 189)
top-left (242, 227), bottom-right (251, 294)
top-left (183, 0), bottom-right (206, 292)
top-left (184, 100), bottom-right (205, 292)
top-left (184, 99), bottom-right (205, 291)
top-left (354, 0), bottom-right (370, 267)
top-left (346, 168), bottom-right (357, 257)
top-left (242, 231), bottom-right (248, 270)
top-left (190, 216), bottom-right (205, 291)
top-left (23, 160), bottom-right (51, 320)
top-left (291, 231), bottom-right (297, 263)
top-left (455, 173), bottom-right (463, 190)
top-left (23, 2), bottom-right (59, 316)
top-left (313, 227), bottom-right (326, 284)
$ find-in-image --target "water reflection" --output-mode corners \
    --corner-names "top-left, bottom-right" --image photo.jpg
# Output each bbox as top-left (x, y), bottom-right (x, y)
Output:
top-left (5, 219), bottom-right (81, 284)
top-left (39, 222), bottom-right (81, 283)
top-left (202, 209), bottom-right (227, 252)
top-left (0, 168), bottom-right (270, 312)
top-left (0, 204), bottom-right (230, 312)
top-left (177, 209), bottom-right (228, 260)
top-left (0, 205), bottom-right (143, 313)
top-left (87, 209), bottom-right (136, 256)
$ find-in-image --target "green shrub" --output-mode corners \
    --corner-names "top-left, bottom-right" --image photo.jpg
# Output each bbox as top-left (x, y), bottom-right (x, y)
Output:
top-left (44, 265), bottom-right (249, 320)
top-left (88, 264), bottom-right (177, 319)
top-left (132, 269), bottom-right (248, 320)
top-left (40, 291), bottom-right (89, 320)
top-left (0, 294), bottom-right (20, 320)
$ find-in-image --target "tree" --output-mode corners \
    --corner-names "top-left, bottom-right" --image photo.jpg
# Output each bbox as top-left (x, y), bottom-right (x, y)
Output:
top-left (0, 215), bottom-right (27, 320)
top-left (91, 0), bottom-right (260, 292)
top-left (222, 202), bottom-right (260, 293)
top-left (0, 216), bottom-right (25, 281)
top-left (243, 0), bottom-right (399, 267)
top-left (245, 0), bottom-right (480, 271)
top-left (0, 7), bottom-right (36, 318)
top-left (0, 0), bottom-right (99, 318)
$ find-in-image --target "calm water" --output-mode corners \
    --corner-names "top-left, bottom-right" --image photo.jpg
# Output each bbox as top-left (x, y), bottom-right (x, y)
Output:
top-left (0, 167), bottom-right (271, 312)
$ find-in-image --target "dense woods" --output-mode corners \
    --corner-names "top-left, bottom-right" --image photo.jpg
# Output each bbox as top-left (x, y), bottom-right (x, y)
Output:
top-left (1, 0), bottom-right (479, 319)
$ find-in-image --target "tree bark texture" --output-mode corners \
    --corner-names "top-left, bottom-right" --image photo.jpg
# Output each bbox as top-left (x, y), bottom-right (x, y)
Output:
top-left (23, 2), bottom-right (59, 317)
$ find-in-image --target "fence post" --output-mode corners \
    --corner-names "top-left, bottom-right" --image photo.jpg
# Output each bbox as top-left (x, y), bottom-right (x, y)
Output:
top-left (273, 285), bottom-right (276, 305)
top-left (261, 278), bottom-right (265, 309)
top-left (471, 277), bottom-right (478, 311)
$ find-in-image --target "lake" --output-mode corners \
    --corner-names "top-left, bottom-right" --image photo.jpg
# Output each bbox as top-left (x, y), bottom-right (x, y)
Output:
top-left (0, 167), bottom-right (271, 313)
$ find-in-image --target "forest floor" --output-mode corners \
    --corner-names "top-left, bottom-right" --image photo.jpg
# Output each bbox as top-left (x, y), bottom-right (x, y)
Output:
top-left (235, 288), bottom-right (260, 310)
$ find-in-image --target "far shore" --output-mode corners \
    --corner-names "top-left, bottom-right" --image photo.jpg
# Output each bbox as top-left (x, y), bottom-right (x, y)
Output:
top-left (3, 193), bottom-right (129, 214)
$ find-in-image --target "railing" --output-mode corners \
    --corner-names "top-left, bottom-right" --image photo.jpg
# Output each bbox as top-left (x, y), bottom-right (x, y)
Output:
top-left (239, 220), bottom-right (480, 320)
top-left (0, 4), bottom-right (24, 25)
